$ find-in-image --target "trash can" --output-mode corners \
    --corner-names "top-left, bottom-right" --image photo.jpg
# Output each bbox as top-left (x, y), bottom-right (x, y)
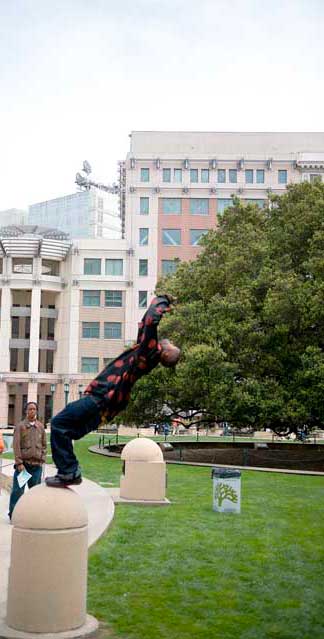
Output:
top-left (211, 467), bottom-right (241, 513)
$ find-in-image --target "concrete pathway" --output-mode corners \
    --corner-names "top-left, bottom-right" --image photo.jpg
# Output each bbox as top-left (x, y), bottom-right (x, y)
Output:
top-left (0, 463), bottom-right (115, 620)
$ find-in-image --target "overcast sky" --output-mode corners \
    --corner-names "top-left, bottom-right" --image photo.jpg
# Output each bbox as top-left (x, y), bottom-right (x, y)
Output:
top-left (0, 0), bottom-right (323, 211)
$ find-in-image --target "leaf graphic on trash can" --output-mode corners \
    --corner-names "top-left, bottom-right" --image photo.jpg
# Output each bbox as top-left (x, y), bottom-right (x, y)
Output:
top-left (215, 482), bottom-right (238, 508)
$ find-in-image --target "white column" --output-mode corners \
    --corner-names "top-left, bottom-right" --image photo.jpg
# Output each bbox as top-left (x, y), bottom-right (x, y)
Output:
top-left (29, 286), bottom-right (41, 373)
top-left (33, 257), bottom-right (42, 280)
top-left (68, 287), bottom-right (80, 374)
top-left (0, 380), bottom-right (9, 427)
top-left (27, 381), bottom-right (38, 404)
top-left (0, 286), bottom-right (12, 371)
top-left (124, 286), bottom-right (138, 344)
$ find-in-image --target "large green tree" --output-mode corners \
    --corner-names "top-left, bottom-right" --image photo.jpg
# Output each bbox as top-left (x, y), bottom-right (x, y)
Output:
top-left (120, 182), bottom-right (324, 433)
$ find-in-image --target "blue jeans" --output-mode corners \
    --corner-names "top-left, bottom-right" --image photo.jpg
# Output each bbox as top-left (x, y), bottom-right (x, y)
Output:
top-left (8, 463), bottom-right (43, 518)
top-left (50, 395), bottom-right (103, 477)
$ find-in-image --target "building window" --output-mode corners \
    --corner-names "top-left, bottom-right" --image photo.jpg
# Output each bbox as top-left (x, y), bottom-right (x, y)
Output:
top-left (139, 228), bottom-right (149, 246)
top-left (81, 357), bottom-right (99, 373)
top-left (190, 229), bottom-right (208, 246)
top-left (201, 169), bottom-right (209, 183)
top-left (84, 259), bottom-right (101, 275)
top-left (98, 197), bottom-right (103, 209)
top-left (105, 290), bottom-right (123, 307)
top-left (105, 259), bottom-right (123, 276)
top-left (162, 260), bottom-right (178, 275)
top-left (21, 394), bottom-right (28, 416)
top-left (139, 259), bottom-right (148, 276)
top-left (104, 322), bottom-right (122, 339)
top-left (162, 198), bottom-right (182, 214)
top-left (310, 174), bottom-right (322, 182)
top-left (217, 198), bottom-right (234, 214)
top-left (162, 229), bottom-right (181, 245)
top-left (10, 349), bottom-right (18, 371)
top-left (190, 198), bottom-right (209, 215)
top-left (141, 168), bottom-right (150, 182)
top-left (12, 258), bottom-right (33, 274)
top-left (163, 168), bottom-right (171, 182)
top-left (245, 169), bottom-right (253, 184)
top-left (46, 351), bottom-right (54, 374)
top-left (83, 290), bottom-right (101, 306)
top-left (278, 170), bottom-right (287, 184)
top-left (190, 169), bottom-right (198, 183)
top-left (217, 169), bottom-right (226, 183)
top-left (42, 259), bottom-right (60, 276)
top-left (140, 197), bottom-right (149, 215)
top-left (229, 169), bottom-right (237, 183)
top-left (174, 168), bottom-right (182, 183)
top-left (47, 317), bottom-right (54, 340)
top-left (25, 316), bottom-right (30, 339)
top-left (256, 169), bottom-right (265, 184)
top-left (139, 291), bottom-right (147, 308)
top-left (23, 349), bottom-right (29, 372)
top-left (82, 322), bottom-right (100, 338)
top-left (11, 317), bottom-right (19, 339)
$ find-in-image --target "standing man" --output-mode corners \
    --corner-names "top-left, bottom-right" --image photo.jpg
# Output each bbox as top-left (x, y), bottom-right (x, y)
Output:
top-left (46, 294), bottom-right (180, 488)
top-left (8, 402), bottom-right (47, 520)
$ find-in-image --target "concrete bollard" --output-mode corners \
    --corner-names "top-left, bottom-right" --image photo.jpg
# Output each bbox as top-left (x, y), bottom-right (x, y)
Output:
top-left (120, 438), bottom-right (167, 502)
top-left (4, 483), bottom-right (98, 638)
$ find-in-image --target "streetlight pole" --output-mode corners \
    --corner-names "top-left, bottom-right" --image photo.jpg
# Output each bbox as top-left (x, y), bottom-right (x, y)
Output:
top-left (64, 382), bottom-right (69, 407)
top-left (50, 384), bottom-right (56, 421)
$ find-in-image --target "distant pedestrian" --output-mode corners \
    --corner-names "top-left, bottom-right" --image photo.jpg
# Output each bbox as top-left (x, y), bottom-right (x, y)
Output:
top-left (0, 430), bottom-right (4, 454)
top-left (172, 419), bottom-right (180, 436)
top-left (8, 402), bottom-right (46, 520)
top-left (163, 423), bottom-right (170, 436)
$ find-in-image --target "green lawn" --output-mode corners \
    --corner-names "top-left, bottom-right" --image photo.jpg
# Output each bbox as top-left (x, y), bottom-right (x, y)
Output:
top-left (71, 435), bottom-right (324, 639)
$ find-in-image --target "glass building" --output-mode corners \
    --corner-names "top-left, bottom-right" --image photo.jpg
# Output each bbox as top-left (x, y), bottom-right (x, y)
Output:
top-left (28, 190), bottom-right (121, 239)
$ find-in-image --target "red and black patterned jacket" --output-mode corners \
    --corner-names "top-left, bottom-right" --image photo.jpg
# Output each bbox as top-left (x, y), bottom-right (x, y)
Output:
top-left (84, 295), bottom-right (171, 421)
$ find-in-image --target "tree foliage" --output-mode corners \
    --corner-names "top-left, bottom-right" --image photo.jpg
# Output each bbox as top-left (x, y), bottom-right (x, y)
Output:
top-left (121, 182), bottom-right (324, 433)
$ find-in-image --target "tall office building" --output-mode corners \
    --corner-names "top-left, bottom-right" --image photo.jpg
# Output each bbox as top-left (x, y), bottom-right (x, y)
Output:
top-left (29, 189), bottom-right (121, 239)
top-left (124, 131), bottom-right (324, 336)
top-left (126, 131), bottom-right (324, 273)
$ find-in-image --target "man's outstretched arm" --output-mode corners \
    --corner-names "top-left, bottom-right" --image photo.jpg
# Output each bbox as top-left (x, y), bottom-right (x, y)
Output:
top-left (136, 295), bottom-right (173, 346)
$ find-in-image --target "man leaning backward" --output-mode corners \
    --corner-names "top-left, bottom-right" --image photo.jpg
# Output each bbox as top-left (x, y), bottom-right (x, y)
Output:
top-left (46, 294), bottom-right (180, 488)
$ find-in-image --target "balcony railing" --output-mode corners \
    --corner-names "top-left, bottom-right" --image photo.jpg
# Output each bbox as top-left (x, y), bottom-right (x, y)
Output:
top-left (11, 307), bottom-right (31, 317)
top-left (9, 339), bottom-right (30, 349)
top-left (9, 338), bottom-right (57, 350)
top-left (10, 307), bottom-right (58, 318)
top-left (39, 340), bottom-right (57, 351)
top-left (40, 308), bottom-right (58, 319)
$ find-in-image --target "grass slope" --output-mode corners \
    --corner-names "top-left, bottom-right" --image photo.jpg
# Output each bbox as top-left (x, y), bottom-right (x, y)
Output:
top-left (73, 436), bottom-right (324, 639)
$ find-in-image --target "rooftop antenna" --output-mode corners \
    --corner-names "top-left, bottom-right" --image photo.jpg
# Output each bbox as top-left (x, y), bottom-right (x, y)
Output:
top-left (82, 160), bottom-right (92, 175)
top-left (74, 159), bottom-right (125, 238)
top-left (75, 161), bottom-right (118, 194)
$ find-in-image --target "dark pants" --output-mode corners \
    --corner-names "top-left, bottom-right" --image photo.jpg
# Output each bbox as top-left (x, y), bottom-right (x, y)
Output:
top-left (50, 395), bottom-right (103, 477)
top-left (9, 463), bottom-right (43, 518)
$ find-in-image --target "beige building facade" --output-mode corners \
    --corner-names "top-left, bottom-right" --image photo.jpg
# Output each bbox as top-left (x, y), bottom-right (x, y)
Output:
top-left (0, 226), bottom-right (136, 426)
